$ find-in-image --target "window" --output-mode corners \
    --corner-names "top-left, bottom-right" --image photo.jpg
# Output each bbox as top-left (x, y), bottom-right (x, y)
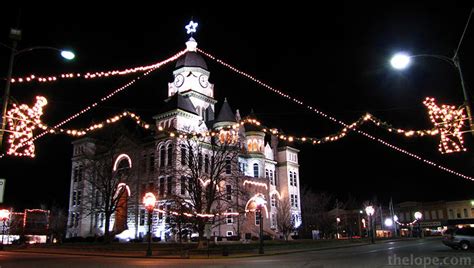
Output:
top-left (464, 208), bottom-right (469, 218)
top-left (94, 213), bottom-right (99, 228)
top-left (449, 209), bottom-right (454, 219)
top-left (181, 176), bottom-right (186, 195)
top-left (271, 195), bottom-right (276, 207)
top-left (139, 209), bottom-right (145, 226)
top-left (188, 147), bottom-right (194, 168)
top-left (271, 214), bottom-right (276, 228)
top-left (457, 209), bottom-right (462, 218)
top-left (293, 172), bottom-right (298, 187)
top-left (204, 155), bottom-right (209, 173)
top-left (265, 169), bottom-right (269, 179)
top-left (77, 191), bottom-right (82, 205)
top-left (73, 167), bottom-right (78, 182)
top-left (72, 191), bottom-right (77, 206)
top-left (289, 171), bottom-right (293, 186)
top-left (166, 205), bottom-right (171, 223)
top-left (431, 210), bottom-right (437, 220)
top-left (424, 211), bottom-right (430, 220)
top-left (100, 213), bottom-right (104, 227)
top-left (225, 157), bottom-right (231, 174)
top-left (253, 163), bottom-right (259, 178)
top-left (74, 213), bottom-right (79, 227)
top-left (226, 185), bottom-right (232, 200)
top-left (438, 210), bottom-right (444, 219)
top-left (290, 194), bottom-right (295, 207)
top-left (167, 177), bottom-right (173, 195)
top-left (77, 165), bottom-right (83, 182)
top-left (255, 210), bottom-right (261, 225)
top-left (181, 145), bottom-right (187, 165)
top-left (167, 144), bottom-right (173, 165)
top-left (159, 177), bottom-right (165, 196)
top-left (269, 171), bottom-right (274, 185)
top-left (227, 209), bottom-right (233, 224)
top-left (226, 231), bottom-right (233, 237)
top-left (160, 146), bottom-right (165, 167)
top-left (148, 153), bottom-right (155, 173)
top-left (158, 205), bottom-right (163, 220)
top-left (198, 153), bottom-right (203, 171)
top-left (295, 195), bottom-right (299, 208)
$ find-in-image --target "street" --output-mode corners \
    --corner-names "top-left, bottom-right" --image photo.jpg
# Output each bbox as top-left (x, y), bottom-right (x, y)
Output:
top-left (0, 238), bottom-right (473, 267)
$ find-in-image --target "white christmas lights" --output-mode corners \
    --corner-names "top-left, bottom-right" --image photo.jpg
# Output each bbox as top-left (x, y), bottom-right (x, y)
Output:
top-left (197, 48), bottom-right (474, 182)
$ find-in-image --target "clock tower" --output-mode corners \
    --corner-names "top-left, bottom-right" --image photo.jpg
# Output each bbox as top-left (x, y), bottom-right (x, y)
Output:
top-left (168, 38), bottom-right (216, 122)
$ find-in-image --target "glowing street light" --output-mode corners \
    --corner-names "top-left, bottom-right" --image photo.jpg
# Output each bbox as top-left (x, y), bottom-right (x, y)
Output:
top-left (389, 11), bottom-right (474, 138)
top-left (254, 195), bottom-right (266, 254)
top-left (143, 192), bottom-right (156, 257)
top-left (390, 53), bottom-right (411, 70)
top-left (0, 209), bottom-right (10, 250)
top-left (414, 211), bottom-right (423, 238)
top-left (384, 218), bottom-right (393, 227)
top-left (365, 206), bottom-right (375, 244)
top-left (0, 27), bottom-right (76, 151)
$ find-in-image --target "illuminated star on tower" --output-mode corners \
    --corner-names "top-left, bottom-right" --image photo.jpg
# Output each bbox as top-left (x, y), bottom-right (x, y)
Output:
top-left (185, 20), bottom-right (198, 34)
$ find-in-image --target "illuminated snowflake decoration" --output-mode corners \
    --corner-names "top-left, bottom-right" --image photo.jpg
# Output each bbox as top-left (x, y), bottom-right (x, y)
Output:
top-left (6, 96), bottom-right (48, 157)
top-left (423, 97), bottom-right (466, 154)
top-left (185, 20), bottom-right (198, 34)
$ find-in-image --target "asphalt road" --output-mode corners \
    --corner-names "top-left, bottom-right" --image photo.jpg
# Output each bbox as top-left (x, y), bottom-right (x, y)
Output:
top-left (1, 238), bottom-right (473, 268)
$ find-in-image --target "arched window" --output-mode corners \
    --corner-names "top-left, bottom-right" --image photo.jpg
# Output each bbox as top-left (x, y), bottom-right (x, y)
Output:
top-left (180, 145), bottom-right (187, 165)
top-left (167, 144), bottom-right (173, 166)
top-left (253, 163), bottom-right (259, 178)
top-left (160, 146), bottom-right (166, 167)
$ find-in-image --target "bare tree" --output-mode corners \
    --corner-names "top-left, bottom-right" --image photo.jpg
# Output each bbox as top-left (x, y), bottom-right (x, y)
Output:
top-left (48, 205), bottom-right (68, 243)
top-left (169, 130), bottom-right (246, 247)
top-left (300, 186), bottom-right (334, 239)
top-left (81, 137), bottom-right (132, 243)
top-left (277, 198), bottom-right (293, 241)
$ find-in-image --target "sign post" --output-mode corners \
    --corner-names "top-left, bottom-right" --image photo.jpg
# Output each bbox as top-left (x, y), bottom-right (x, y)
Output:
top-left (0, 179), bottom-right (5, 203)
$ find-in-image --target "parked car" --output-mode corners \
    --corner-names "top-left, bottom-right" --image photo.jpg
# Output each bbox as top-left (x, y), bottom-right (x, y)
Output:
top-left (442, 227), bottom-right (474, 250)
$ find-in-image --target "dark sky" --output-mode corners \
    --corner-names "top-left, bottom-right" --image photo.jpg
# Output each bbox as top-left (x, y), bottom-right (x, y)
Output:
top-left (1, 3), bottom-right (474, 210)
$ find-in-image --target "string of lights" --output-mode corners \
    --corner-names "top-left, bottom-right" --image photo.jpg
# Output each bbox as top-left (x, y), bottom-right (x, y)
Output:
top-left (9, 51), bottom-right (187, 85)
top-left (197, 48), bottom-right (474, 181)
top-left (5, 49), bottom-right (187, 157)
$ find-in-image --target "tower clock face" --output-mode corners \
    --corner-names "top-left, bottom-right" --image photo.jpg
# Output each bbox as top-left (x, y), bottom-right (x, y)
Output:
top-left (199, 74), bottom-right (209, 88)
top-left (174, 74), bottom-right (184, 87)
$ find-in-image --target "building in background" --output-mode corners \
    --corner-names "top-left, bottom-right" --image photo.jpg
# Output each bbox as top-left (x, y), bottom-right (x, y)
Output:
top-left (66, 38), bottom-right (302, 241)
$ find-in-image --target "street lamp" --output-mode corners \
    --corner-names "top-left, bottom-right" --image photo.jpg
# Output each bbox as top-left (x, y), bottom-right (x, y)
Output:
top-left (336, 217), bottom-right (341, 239)
top-left (0, 209), bottom-right (10, 250)
top-left (414, 211), bottom-right (423, 238)
top-left (143, 192), bottom-right (156, 257)
top-left (389, 51), bottom-right (474, 136)
top-left (365, 206), bottom-right (375, 244)
top-left (254, 196), bottom-right (266, 254)
top-left (0, 27), bottom-right (75, 150)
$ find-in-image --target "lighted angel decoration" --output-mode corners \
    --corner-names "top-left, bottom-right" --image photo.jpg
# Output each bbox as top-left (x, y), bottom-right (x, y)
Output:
top-left (423, 97), bottom-right (466, 154)
top-left (6, 96), bottom-right (48, 157)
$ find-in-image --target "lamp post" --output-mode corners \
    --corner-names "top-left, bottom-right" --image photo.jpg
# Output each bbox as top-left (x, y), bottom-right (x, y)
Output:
top-left (365, 206), bottom-right (375, 244)
top-left (390, 52), bottom-right (474, 136)
top-left (143, 192), bottom-right (156, 257)
top-left (336, 217), bottom-right (341, 239)
top-left (0, 27), bottom-right (75, 150)
top-left (414, 211), bottom-right (423, 238)
top-left (0, 209), bottom-right (10, 250)
top-left (255, 196), bottom-right (266, 254)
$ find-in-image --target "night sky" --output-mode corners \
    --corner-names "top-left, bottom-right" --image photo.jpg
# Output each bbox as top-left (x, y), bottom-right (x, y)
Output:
top-left (1, 3), bottom-right (474, 211)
